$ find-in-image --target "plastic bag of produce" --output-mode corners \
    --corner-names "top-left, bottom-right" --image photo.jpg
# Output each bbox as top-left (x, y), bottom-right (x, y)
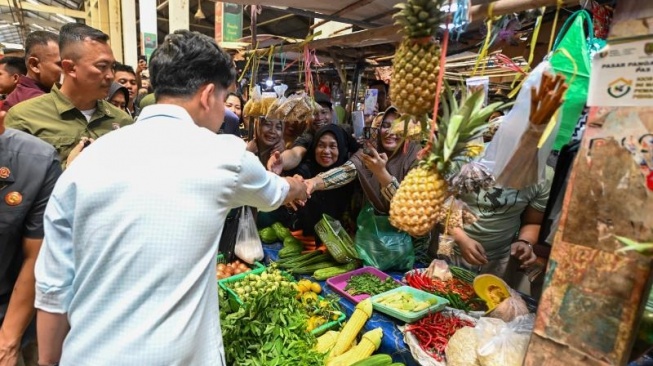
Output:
top-left (234, 206), bottom-right (264, 264)
top-left (487, 289), bottom-right (530, 322)
top-left (243, 85), bottom-right (262, 117)
top-left (445, 326), bottom-right (481, 366)
top-left (476, 315), bottom-right (535, 366)
top-left (355, 203), bottom-right (414, 271)
top-left (425, 259), bottom-right (452, 281)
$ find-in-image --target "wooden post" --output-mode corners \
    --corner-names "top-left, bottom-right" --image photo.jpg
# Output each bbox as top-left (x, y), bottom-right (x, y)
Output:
top-left (524, 1), bottom-right (653, 365)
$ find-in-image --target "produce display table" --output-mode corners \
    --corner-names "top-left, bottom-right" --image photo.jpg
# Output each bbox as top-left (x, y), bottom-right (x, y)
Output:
top-left (263, 243), bottom-right (419, 365)
top-left (259, 243), bottom-right (652, 365)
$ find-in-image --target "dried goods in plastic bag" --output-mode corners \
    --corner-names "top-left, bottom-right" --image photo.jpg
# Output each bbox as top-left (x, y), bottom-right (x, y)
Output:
top-left (435, 197), bottom-right (477, 234)
top-left (244, 85), bottom-right (262, 117)
top-left (450, 162), bottom-right (496, 195)
top-left (234, 206), bottom-right (264, 264)
top-left (437, 234), bottom-right (455, 258)
top-left (265, 96), bottom-right (287, 121)
top-left (425, 259), bottom-right (452, 281)
top-left (487, 289), bottom-right (530, 322)
top-left (476, 315), bottom-right (534, 366)
top-left (445, 326), bottom-right (481, 366)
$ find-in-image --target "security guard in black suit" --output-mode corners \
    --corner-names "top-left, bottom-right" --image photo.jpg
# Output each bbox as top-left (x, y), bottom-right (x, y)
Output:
top-left (0, 111), bottom-right (61, 366)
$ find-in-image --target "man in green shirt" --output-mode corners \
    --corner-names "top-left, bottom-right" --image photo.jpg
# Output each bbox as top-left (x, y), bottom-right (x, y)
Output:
top-left (450, 167), bottom-right (554, 279)
top-left (5, 23), bottom-right (132, 164)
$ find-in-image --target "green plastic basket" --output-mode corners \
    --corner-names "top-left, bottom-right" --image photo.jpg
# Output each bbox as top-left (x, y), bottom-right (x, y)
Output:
top-left (218, 269), bottom-right (345, 335)
top-left (314, 214), bottom-right (358, 264)
top-left (216, 253), bottom-right (265, 285)
top-left (371, 286), bottom-right (449, 323)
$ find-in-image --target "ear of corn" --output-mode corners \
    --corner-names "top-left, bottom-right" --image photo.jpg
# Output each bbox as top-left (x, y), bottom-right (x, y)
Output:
top-left (315, 331), bottom-right (340, 354)
top-left (327, 328), bottom-right (384, 366)
top-left (329, 298), bottom-right (373, 358)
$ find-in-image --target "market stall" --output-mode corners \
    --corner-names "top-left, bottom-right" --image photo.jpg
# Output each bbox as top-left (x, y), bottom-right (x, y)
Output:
top-left (216, 0), bottom-right (653, 364)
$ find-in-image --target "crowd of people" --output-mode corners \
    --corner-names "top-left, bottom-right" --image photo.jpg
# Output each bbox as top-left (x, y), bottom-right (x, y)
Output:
top-left (0, 21), bottom-right (553, 366)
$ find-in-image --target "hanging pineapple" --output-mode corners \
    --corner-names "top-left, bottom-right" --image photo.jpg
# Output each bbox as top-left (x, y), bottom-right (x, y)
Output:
top-left (390, 0), bottom-right (446, 138)
top-left (389, 87), bottom-right (502, 237)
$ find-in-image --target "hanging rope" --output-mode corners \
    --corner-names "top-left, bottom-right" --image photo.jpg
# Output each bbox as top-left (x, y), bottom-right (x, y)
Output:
top-left (428, 0), bottom-right (453, 145)
top-left (528, 7), bottom-right (546, 66)
top-left (302, 46), bottom-right (321, 97)
top-left (494, 53), bottom-right (528, 75)
top-left (471, 2), bottom-right (498, 76)
top-left (547, 0), bottom-right (564, 53)
top-left (268, 45), bottom-right (275, 81)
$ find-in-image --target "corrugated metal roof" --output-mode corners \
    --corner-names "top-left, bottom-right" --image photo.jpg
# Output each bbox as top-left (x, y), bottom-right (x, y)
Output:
top-left (0, 0), bottom-right (83, 50)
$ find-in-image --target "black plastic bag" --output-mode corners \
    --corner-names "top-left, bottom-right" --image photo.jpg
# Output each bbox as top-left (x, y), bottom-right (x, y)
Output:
top-left (218, 207), bottom-right (242, 262)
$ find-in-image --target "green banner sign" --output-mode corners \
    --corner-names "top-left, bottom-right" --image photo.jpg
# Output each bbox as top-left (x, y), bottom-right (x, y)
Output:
top-left (222, 3), bottom-right (242, 42)
top-left (143, 32), bottom-right (158, 60)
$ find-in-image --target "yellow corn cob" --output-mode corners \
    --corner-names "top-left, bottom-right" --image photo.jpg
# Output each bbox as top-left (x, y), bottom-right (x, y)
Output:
top-left (329, 298), bottom-right (373, 358)
top-left (315, 331), bottom-right (340, 354)
top-left (327, 328), bottom-right (383, 366)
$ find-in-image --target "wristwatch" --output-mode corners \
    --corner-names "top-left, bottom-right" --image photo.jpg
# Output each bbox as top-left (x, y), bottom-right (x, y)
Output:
top-left (515, 238), bottom-right (533, 249)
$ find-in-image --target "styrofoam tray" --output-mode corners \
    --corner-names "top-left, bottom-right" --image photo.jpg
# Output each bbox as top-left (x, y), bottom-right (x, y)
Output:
top-left (326, 266), bottom-right (402, 304)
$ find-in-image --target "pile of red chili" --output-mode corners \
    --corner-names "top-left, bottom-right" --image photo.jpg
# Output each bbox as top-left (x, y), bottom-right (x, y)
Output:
top-left (405, 270), bottom-right (479, 305)
top-left (405, 312), bottom-right (475, 361)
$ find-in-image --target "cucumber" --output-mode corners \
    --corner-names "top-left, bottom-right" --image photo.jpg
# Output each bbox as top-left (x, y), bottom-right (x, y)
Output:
top-left (350, 354), bottom-right (393, 366)
top-left (313, 261), bottom-right (359, 281)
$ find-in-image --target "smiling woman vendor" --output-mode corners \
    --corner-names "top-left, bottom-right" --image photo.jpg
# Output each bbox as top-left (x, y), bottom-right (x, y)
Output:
top-left (293, 124), bottom-right (356, 239)
top-left (306, 106), bottom-right (419, 215)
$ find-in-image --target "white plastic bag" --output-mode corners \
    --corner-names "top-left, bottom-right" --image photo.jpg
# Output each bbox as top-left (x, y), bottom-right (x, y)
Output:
top-left (476, 314), bottom-right (535, 366)
top-left (234, 207), bottom-right (263, 264)
top-left (480, 61), bottom-right (560, 189)
top-left (487, 288), bottom-right (530, 322)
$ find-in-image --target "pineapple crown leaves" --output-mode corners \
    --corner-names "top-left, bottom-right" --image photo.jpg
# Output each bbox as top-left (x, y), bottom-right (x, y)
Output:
top-left (424, 83), bottom-right (503, 176)
top-left (393, 0), bottom-right (446, 38)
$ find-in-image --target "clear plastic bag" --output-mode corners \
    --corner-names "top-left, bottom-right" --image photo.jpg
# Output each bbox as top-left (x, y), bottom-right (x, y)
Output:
top-left (476, 314), bottom-right (535, 366)
top-left (480, 61), bottom-right (560, 189)
top-left (265, 96), bottom-right (287, 121)
top-left (487, 289), bottom-right (530, 322)
top-left (234, 206), bottom-right (264, 264)
top-left (435, 197), bottom-right (477, 234)
top-left (243, 85), bottom-right (263, 117)
top-left (425, 259), bottom-right (452, 281)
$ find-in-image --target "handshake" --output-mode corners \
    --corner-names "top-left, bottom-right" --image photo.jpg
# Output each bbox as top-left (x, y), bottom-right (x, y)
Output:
top-left (283, 175), bottom-right (315, 210)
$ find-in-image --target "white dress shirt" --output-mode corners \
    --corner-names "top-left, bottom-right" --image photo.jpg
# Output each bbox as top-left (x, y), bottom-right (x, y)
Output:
top-left (35, 104), bottom-right (289, 365)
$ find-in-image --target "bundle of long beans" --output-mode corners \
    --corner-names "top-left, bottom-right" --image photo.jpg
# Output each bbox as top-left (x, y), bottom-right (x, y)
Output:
top-left (497, 72), bottom-right (568, 189)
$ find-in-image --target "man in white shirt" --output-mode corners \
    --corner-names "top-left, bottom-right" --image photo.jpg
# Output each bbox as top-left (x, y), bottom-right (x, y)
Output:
top-left (34, 30), bottom-right (308, 366)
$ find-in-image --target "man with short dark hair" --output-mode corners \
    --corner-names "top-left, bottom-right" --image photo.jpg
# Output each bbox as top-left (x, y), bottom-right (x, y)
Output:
top-left (2, 31), bottom-right (61, 112)
top-left (5, 23), bottom-right (132, 164)
top-left (0, 57), bottom-right (27, 97)
top-left (113, 62), bottom-right (138, 117)
top-left (34, 30), bottom-right (308, 366)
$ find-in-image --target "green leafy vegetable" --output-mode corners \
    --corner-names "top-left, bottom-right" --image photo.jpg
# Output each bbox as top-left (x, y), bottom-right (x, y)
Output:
top-left (221, 285), bottom-right (325, 365)
top-left (345, 273), bottom-right (401, 297)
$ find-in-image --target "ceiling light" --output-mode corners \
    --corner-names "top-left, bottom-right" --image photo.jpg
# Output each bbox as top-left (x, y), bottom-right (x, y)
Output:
top-left (194, 0), bottom-right (206, 21)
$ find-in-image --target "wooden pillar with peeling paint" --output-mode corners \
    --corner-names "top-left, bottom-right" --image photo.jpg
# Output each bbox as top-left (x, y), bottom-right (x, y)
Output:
top-left (169, 0), bottom-right (190, 32)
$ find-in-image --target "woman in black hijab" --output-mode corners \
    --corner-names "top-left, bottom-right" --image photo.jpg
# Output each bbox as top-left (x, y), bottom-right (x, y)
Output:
top-left (294, 124), bottom-right (356, 239)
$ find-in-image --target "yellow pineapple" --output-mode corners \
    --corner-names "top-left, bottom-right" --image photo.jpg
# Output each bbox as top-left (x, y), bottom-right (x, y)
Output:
top-left (389, 87), bottom-right (502, 237)
top-left (390, 0), bottom-right (446, 138)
